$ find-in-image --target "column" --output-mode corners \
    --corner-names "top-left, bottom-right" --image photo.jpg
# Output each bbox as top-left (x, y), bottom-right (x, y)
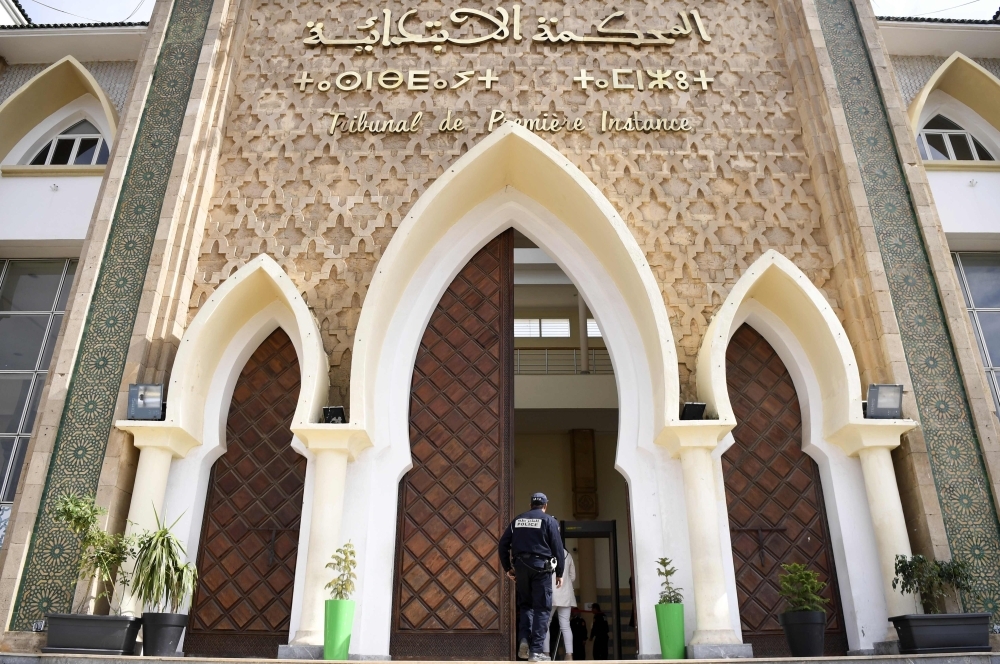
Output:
top-left (831, 420), bottom-right (919, 639)
top-left (657, 423), bottom-right (750, 658)
top-left (578, 293), bottom-right (590, 374)
top-left (289, 426), bottom-right (372, 647)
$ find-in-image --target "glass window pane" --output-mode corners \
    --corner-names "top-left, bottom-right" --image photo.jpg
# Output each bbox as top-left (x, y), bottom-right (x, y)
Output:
top-left (55, 261), bottom-right (75, 312)
top-left (3, 438), bottom-right (28, 502)
top-left (974, 138), bottom-right (994, 161)
top-left (587, 318), bottom-right (602, 338)
top-left (29, 142), bottom-right (51, 165)
top-left (0, 260), bottom-right (65, 311)
top-left (541, 319), bottom-right (571, 337)
top-left (0, 503), bottom-right (11, 549)
top-left (949, 134), bottom-right (975, 161)
top-left (74, 138), bottom-right (99, 165)
top-left (0, 377), bottom-right (32, 434)
top-left (959, 254), bottom-right (1000, 308)
top-left (971, 313), bottom-right (989, 366)
top-left (39, 315), bottom-right (62, 370)
top-left (977, 312), bottom-right (1000, 367)
top-left (514, 319), bottom-right (540, 338)
top-left (63, 120), bottom-right (100, 135)
top-left (50, 138), bottom-right (75, 165)
top-left (924, 133), bottom-right (949, 160)
top-left (0, 315), bottom-right (48, 370)
top-left (20, 375), bottom-right (45, 434)
top-left (924, 115), bottom-right (963, 130)
top-left (917, 135), bottom-right (928, 160)
top-left (95, 141), bottom-right (109, 165)
top-left (954, 254), bottom-right (971, 307)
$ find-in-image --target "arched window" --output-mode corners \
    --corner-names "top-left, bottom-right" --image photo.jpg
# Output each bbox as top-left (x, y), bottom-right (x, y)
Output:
top-left (27, 120), bottom-right (109, 166)
top-left (918, 114), bottom-right (995, 162)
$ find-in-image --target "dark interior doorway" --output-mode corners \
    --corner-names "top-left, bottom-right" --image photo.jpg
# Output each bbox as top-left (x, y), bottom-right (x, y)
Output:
top-left (561, 521), bottom-right (624, 660)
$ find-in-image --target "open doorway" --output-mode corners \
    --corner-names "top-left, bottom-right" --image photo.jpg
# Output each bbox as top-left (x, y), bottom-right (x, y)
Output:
top-left (511, 230), bottom-right (637, 661)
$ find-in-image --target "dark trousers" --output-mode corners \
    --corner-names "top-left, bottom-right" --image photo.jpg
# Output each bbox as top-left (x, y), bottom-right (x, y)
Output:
top-left (515, 559), bottom-right (552, 655)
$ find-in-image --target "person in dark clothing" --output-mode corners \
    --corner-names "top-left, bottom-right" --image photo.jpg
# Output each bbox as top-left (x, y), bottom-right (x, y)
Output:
top-left (499, 492), bottom-right (566, 662)
top-left (590, 603), bottom-right (609, 660)
top-left (570, 611), bottom-right (588, 660)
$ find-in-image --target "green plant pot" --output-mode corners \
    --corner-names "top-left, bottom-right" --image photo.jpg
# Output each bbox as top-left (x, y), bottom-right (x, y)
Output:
top-left (655, 602), bottom-right (685, 659)
top-left (324, 599), bottom-right (355, 660)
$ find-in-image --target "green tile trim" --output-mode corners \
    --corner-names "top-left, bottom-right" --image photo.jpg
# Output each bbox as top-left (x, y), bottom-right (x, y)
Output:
top-left (10, 0), bottom-right (214, 630)
top-left (815, 0), bottom-right (1000, 616)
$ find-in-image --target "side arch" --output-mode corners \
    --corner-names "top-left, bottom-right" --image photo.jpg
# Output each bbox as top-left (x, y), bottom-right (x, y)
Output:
top-left (908, 52), bottom-right (1000, 134)
top-left (0, 56), bottom-right (119, 162)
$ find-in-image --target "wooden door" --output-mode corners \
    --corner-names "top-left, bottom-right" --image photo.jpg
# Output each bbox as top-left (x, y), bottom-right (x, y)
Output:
top-left (390, 230), bottom-right (514, 660)
top-left (186, 329), bottom-right (305, 658)
top-left (722, 325), bottom-right (847, 656)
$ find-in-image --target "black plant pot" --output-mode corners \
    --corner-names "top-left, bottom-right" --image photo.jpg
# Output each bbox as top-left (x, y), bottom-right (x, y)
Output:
top-left (889, 613), bottom-right (992, 654)
top-left (778, 610), bottom-right (826, 657)
top-left (142, 612), bottom-right (188, 656)
top-left (43, 613), bottom-right (142, 655)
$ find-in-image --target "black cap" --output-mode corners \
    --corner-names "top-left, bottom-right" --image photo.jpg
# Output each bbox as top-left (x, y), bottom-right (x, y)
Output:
top-left (531, 492), bottom-right (548, 505)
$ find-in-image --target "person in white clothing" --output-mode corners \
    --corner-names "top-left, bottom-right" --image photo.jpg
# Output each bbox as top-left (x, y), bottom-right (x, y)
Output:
top-left (543, 548), bottom-right (577, 659)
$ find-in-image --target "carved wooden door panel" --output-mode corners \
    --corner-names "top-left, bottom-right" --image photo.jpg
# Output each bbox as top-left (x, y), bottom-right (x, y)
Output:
top-left (390, 230), bottom-right (514, 660)
top-left (186, 329), bottom-right (305, 658)
top-left (722, 324), bottom-right (847, 657)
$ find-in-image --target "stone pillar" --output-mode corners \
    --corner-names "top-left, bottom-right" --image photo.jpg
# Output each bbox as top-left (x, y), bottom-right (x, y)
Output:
top-left (288, 426), bottom-right (372, 650)
top-left (114, 422), bottom-right (200, 616)
top-left (657, 422), bottom-right (751, 659)
top-left (831, 420), bottom-right (919, 638)
top-left (578, 294), bottom-right (590, 374)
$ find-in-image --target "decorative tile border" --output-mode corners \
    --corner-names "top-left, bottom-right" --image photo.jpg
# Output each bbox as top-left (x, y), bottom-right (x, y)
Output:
top-left (815, 0), bottom-right (1000, 615)
top-left (10, 0), bottom-right (215, 629)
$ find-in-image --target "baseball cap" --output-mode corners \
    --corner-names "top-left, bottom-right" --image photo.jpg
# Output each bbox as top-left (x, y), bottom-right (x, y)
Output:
top-left (531, 492), bottom-right (549, 505)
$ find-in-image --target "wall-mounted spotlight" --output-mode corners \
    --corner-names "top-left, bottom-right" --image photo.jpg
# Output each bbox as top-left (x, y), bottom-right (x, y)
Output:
top-left (865, 384), bottom-right (903, 419)
top-left (127, 384), bottom-right (165, 420)
top-left (323, 406), bottom-right (347, 424)
top-left (680, 402), bottom-right (707, 420)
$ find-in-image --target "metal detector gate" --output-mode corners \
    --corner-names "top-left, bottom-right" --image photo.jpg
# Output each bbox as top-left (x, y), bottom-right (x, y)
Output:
top-left (560, 520), bottom-right (622, 660)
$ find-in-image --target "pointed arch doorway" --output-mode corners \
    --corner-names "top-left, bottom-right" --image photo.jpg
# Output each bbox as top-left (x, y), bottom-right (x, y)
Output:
top-left (185, 328), bottom-right (306, 658)
top-left (389, 230), bottom-right (515, 660)
top-left (722, 324), bottom-right (847, 656)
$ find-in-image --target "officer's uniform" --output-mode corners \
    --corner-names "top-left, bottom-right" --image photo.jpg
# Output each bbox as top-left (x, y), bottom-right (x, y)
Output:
top-left (499, 493), bottom-right (565, 660)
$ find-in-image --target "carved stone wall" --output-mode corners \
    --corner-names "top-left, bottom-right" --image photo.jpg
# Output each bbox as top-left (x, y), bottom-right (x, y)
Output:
top-left (191, 0), bottom-right (838, 403)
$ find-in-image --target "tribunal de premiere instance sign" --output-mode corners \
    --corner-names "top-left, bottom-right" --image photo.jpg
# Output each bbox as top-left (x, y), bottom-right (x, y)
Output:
top-left (292, 5), bottom-right (718, 137)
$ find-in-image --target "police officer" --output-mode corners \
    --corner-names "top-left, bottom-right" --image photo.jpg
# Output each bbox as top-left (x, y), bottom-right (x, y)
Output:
top-left (499, 492), bottom-right (565, 662)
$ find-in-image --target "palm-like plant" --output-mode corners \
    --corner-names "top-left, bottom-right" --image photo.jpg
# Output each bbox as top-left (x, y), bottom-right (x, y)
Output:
top-left (131, 510), bottom-right (197, 613)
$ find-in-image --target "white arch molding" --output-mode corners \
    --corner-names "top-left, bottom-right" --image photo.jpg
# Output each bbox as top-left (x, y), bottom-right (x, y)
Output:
top-left (696, 250), bottom-right (919, 649)
top-left (339, 123), bottom-right (687, 657)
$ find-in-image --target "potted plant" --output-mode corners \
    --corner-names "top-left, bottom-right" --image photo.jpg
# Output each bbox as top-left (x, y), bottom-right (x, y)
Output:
top-left (130, 510), bottom-right (198, 656)
top-left (44, 493), bottom-right (141, 655)
top-left (654, 557), bottom-right (685, 659)
top-left (889, 554), bottom-right (990, 654)
top-left (777, 563), bottom-right (828, 656)
top-left (324, 542), bottom-right (357, 660)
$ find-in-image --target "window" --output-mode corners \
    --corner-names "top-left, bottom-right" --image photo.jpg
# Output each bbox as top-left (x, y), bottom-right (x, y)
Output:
top-left (513, 318), bottom-right (571, 338)
top-left (28, 120), bottom-right (109, 167)
top-left (953, 253), bottom-right (1000, 415)
top-left (0, 259), bottom-right (76, 544)
top-left (918, 115), bottom-right (994, 162)
top-left (587, 318), bottom-right (602, 337)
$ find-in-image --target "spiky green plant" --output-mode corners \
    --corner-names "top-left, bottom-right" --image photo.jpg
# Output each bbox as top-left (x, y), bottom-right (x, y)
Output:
top-left (778, 563), bottom-right (829, 612)
top-left (131, 510), bottom-right (197, 613)
top-left (656, 557), bottom-right (683, 604)
top-left (51, 493), bottom-right (136, 613)
top-left (325, 542), bottom-right (357, 601)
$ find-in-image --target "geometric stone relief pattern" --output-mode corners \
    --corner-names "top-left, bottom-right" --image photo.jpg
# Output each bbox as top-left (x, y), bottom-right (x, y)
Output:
top-left (816, 0), bottom-right (1000, 617)
top-left (11, 0), bottom-right (214, 630)
top-left (888, 55), bottom-right (1000, 106)
top-left (0, 61), bottom-right (138, 114)
top-left (192, 0), bottom-right (840, 406)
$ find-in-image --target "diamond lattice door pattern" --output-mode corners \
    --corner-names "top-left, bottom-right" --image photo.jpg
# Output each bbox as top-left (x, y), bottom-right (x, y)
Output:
top-left (722, 325), bottom-right (847, 656)
top-left (390, 230), bottom-right (514, 660)
top-left (186, 328), bottom-right (305, 658)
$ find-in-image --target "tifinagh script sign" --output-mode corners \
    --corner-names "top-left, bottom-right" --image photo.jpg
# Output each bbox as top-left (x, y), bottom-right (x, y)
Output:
top-left (295, 5), bottom-right (717, 136)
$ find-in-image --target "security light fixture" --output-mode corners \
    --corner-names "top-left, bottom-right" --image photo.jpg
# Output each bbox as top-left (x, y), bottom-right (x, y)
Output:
top-left (324, 406), bottom-right (347, 424)
top-left (865, 384), bottom-right (903, 419)
top-left (127, 384), bottom-right (165, 421)
top-left (680, 402), bottom-right (707, 420)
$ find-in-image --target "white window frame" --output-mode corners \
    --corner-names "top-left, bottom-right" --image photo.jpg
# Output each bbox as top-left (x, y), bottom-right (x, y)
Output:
top-left (30, 123), bottom-right (108, 167)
